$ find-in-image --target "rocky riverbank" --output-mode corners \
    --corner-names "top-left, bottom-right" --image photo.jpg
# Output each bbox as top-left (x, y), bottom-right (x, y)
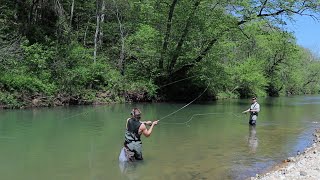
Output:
top-left (250, 128), bottom-right (320, 180)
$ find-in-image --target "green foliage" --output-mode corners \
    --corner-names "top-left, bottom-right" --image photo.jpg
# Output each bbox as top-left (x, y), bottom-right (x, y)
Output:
top-left (62, 62), bottom-right (121, 93)
top-left (65, 42), bottom-right (93, 67)
top-left (0, 73), bottom-right (56, 95)
top-left (126, 24), bottom-right (161, 79)
top-left (227, 58), bottom-right (268, 98)
top-left (124, 79), bottom-right (158, 101)
top-left (189, 57), bottom-right (229, 96)
top-left (21, 40), bottom-right (54, 80)
top-left (0, 0), bottom-right (320, 107)
top-left (0, 91), bottom-right (21, 108)
top-left (216, 91), bottom-right (239, 99)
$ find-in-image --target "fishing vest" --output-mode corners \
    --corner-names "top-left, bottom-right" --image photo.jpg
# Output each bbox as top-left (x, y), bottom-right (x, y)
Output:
top-left (124, 118), bottom-right (142, 144)
top-left (250, 102), bottom-right (259, 116)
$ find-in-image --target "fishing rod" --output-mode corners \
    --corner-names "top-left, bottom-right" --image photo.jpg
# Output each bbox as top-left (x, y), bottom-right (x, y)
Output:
top-left (159, 112), bottom-right (246, 125)
top-left (158, 75), bottom-right (199, 89)
top-left (60, 108), bottom-right (98, 120)
top-left (58, 76), bottom-right (246, 127)
top-left (155, 79), bottom-right (250, 125)
top-left (59, 75), bottom-right (203, 121)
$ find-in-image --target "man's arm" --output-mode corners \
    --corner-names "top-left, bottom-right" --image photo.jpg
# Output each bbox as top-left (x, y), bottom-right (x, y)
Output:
top-left (242, 108), bottom-right (250, 113)
top-left (141, 120), bottom-right (152, 125)
top-left (139, 120), bottom-right (158, 137)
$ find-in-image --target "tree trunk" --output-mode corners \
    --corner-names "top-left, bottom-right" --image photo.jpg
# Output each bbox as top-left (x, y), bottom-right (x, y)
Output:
top-left (54, 0), bottom-right (66, 19)
top-left (70, 0), bottom-right (75, 27)
top-left (98, 0), bottom-right (105, 47)
top-left (167, 0), bottom-right (201, 74)
top-left (93, 0), bottom-right (101, 63)
top-left (54, 0), bottom-right (68, 41)
top-left (113, 0), bottom-right (125, 75)
top-left (83, 23), bottom-right (88, 46)
top-left (28, 0), bottom-right (38, 24)
top-left (159, 0), bottom-right (178, 70)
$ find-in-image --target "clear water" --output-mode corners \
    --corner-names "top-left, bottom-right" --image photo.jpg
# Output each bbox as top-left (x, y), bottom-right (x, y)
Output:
top-left (0, 96), bottom-right (320, 180)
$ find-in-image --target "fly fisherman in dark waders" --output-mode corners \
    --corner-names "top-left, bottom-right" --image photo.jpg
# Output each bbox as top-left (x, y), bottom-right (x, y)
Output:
top-left (119, 108), bottom-right (159, 162)
top-left (242, 97), bottom-right (260, 126)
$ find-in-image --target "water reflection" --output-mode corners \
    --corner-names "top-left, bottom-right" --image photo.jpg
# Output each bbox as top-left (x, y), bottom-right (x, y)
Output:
top-left (119, 161), bottom-right (142, 180)
top-left (1, 98), bottom-right (320, 180)
top-left (248, 125), bottom-right (258, 154)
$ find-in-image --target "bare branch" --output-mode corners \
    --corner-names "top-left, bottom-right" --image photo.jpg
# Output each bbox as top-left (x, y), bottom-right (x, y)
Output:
top-left (258, 9), bottom-right (286, 17)
top-left (258, 0), bottom-right (268, 16)
top-left (238, 26), bottom-right (250, 39)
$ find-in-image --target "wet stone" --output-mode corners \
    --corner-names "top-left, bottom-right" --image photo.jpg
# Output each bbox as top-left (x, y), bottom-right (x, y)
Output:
top-left (287, 157), bottom-right (295, 162)
top-left (300, 171), bottom-right (307, 176)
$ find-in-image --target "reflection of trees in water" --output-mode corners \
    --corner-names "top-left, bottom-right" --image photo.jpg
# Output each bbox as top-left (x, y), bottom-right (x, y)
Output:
top-left (248, 125), bottom-right (258, 154)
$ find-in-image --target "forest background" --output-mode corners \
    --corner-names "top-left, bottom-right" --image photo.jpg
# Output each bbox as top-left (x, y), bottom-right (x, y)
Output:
top-left (1, 0), bottom-right (320, 108)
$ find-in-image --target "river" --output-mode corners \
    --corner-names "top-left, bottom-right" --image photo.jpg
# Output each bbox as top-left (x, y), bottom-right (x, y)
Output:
top-left (0, 95), bottom-right (320, 180)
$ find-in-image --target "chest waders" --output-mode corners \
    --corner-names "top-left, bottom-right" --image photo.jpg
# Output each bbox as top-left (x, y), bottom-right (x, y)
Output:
top-left (249, 103), bottom-right (258, 126)
top-left (123, 118), bottom-right (143, 161)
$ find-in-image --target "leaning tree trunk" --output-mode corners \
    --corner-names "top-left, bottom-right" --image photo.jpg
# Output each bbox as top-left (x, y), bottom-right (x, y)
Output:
top-left (167, 0), bottom-right (201, 75)
top-left (159, 0), bottom-right (178, 70)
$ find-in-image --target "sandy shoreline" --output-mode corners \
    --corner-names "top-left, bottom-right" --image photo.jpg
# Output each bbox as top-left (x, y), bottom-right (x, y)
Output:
top-left (250, 128), bottom-right (320, 180)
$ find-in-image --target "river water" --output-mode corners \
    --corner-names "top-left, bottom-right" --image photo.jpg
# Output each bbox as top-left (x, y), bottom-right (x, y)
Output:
top-left (0, 96), bottom-right (320, 180)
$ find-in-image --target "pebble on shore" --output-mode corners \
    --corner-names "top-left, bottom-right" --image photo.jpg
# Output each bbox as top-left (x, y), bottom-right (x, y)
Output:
top-left (251, 128), bottom-right (320, 180)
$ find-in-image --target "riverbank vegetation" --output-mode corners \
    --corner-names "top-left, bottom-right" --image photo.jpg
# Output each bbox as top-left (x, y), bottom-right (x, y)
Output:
top-left (1, 0), bottom-right (320, 108)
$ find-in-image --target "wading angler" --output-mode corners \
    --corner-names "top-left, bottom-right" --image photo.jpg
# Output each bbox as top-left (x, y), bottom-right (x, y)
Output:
top-left (243, 97), bottom-right (260, 126)
top-left (119, 108), bottom-right (159, 162)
